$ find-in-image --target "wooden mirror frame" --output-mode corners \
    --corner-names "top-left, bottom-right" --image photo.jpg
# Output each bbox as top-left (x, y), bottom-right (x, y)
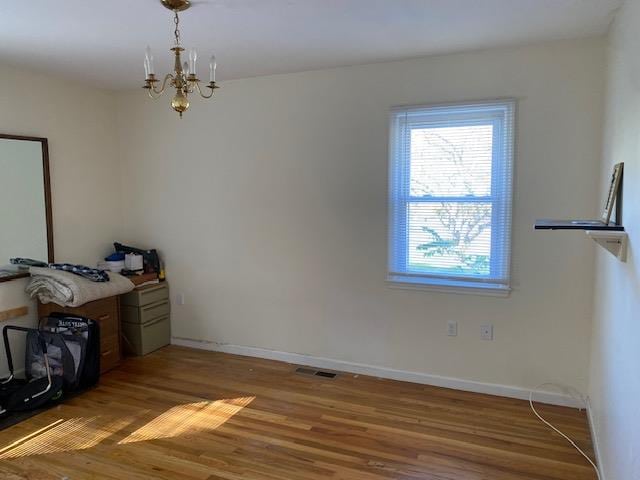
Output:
top-left (0, 133), bottom-right (53, 283)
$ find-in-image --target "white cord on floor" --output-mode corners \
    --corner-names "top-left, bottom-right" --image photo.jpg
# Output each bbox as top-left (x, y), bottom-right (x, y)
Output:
top-left (529, 383), bottom-right (601, 480)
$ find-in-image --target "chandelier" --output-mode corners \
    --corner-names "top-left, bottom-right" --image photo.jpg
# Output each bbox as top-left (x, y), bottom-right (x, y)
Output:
top-left (143, 0), bottom-right (218, 118)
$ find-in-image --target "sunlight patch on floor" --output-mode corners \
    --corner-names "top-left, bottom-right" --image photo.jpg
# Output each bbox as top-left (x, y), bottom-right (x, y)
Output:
top-left (0, 397), bottom-right (254, 459)
top-left (119, 396), bottom-right (254, 444)
top-left (0, 415), bottom-right (135, 459)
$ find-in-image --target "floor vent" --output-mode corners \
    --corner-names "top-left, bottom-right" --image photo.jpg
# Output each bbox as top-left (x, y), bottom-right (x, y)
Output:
top-left (295, 367), bottom-right (338, 379)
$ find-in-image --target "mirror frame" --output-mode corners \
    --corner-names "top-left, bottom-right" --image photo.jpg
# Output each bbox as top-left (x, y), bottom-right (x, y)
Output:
top-left (0, 133), bottom-right (53, 283)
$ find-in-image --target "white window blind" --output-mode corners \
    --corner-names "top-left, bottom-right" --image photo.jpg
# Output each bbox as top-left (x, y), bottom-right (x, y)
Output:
top-left (388, 100), bottom-right (515, 294)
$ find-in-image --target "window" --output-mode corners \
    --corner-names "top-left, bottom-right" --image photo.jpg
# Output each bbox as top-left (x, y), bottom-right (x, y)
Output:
top-left (388, 100), bottom-right (515, 295)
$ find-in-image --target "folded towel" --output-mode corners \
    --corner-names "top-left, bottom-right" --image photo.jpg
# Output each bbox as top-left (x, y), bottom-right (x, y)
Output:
top-left (27, 266), bottom-right (134, 307)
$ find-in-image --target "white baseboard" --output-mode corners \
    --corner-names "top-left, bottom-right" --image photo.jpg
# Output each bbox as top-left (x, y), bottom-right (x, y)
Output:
top-left (586, 396), bottom-right (606, 480)
top-left (171, 337), bottom-right (583, 408)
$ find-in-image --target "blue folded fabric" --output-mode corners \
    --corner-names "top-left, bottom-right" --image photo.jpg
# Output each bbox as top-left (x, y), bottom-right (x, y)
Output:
top-left (49, 264), bottom-right (110, 282)
top-left (104, 252), bottom-right (125, 261)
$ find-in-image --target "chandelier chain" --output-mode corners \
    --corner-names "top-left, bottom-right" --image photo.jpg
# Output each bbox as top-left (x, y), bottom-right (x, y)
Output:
top-left (174, 11), bottom-right (181, 46)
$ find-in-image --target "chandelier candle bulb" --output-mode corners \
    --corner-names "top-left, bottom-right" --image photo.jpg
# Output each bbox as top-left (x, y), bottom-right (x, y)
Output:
top-left (210, 55), bottom-right (216, 83)
top-left (189, 48), bottom-right (197, 75)
top-left (145, 46), bottom-right (155, 75)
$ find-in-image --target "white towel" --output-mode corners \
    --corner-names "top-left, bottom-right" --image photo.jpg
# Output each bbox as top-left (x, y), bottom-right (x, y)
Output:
top-left (27, 266), bottom-right (134, 307)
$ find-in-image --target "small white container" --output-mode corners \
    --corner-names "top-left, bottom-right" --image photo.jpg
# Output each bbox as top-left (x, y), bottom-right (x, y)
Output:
top-left (98, 260), bottom-right (125, 273)
top-left (125, 254), bottom-right (144, 272)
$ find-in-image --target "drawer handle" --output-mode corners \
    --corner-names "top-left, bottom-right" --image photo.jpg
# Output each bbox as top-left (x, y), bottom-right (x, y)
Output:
top-left (142, 303), bottom-right (168, 313)
top-left (98, 315), bottom-right (110, 321)
top-left (101, 350), bottom-right (113, 357)
top-left (143, 318), bottom-right (166, 328)
top-left (140, 285), bottom-right (165, 294)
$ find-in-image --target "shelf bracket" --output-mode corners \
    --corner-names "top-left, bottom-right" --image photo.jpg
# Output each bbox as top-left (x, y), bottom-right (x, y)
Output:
top-left (585, 230), bottom-right (628, 261)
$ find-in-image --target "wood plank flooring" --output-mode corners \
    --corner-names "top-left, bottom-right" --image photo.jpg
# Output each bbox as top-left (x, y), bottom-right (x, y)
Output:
top-left (0, 346), bottom-right (597, 479)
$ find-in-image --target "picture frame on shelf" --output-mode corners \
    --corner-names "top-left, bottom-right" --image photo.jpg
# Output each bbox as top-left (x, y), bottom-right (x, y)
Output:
top-left (601, 162), bottom-right (624, 225)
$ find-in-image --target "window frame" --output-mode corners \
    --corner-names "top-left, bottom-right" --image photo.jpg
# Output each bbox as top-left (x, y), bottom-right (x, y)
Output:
top-left (387, 99), bottom-right (515, 296)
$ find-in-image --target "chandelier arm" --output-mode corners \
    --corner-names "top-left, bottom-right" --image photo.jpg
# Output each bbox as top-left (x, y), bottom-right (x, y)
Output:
top-left (147, 87), bottom-right (167, 100)
top-left (151, 74), bottom-right (175, 95)
top-left (194, 80), bottom-right (215, 99)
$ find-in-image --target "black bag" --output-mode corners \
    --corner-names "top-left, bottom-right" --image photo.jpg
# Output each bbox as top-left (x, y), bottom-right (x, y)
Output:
top-left (2, 326), bottom-right (65, 416)
top-left (39, 313), bottom-right (100, 389)
top-left (25, 330), bottom-right (76, 388)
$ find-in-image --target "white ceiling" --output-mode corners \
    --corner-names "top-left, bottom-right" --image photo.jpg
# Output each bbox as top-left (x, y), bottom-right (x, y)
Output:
top-left (0, 0), bottom-right (622, 90)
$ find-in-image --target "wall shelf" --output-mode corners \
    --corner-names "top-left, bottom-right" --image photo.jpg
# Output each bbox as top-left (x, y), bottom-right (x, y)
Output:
top-left (534, 220), bottom-right (627, 262)
top-left (534, 219), bottom-right (625, 231)
top-left (585, 230), bottom-right (628, 261)
top-left (536, 164), bottom-right (626, 261)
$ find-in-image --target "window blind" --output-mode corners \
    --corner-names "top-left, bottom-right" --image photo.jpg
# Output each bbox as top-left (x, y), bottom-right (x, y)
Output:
top-left (388, 100), bottom-right (515, 292)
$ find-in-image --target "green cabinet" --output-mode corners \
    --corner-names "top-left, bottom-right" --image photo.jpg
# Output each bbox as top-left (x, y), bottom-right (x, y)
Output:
top-left (121, 283), bottom-right (171, 356)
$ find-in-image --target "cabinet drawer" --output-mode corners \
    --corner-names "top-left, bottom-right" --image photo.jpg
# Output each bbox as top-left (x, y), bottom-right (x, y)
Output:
top-left (122, 315), bottom-right (170, 356)
top-left (123, 300), bottom-right (171, 325)
top-left (95, 312), bottom-right (119, 338)
top-left (141, 300), bottom-right (170, 324)
top-left (122, 300), bottom-right (171, 325)
top-left (100, 335), bottom-right (120, 373)
top-left (121, 284), bottom-right (169, 307)
top-left (85, 303), bottom-right (119, 338)
top-left (84, 296), bottom-right (118, 314)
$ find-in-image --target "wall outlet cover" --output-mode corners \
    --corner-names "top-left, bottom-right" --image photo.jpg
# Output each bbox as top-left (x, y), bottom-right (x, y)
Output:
top-left (480, 324), bottom-right (493, 340)
top-left (447, 321), bottom-right (458, 336)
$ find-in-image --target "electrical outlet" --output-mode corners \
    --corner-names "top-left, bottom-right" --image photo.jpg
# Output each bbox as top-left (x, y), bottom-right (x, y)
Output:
top-left (447, 321), bottom-right (458, 336)
top-left (480, 324), bottom-right (493, 340)
top-left (176, 293), bottom-right (185, 306)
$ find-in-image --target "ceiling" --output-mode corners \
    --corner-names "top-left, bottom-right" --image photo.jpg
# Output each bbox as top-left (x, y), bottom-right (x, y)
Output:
top-left (0, 0), bottom-right (622, 90)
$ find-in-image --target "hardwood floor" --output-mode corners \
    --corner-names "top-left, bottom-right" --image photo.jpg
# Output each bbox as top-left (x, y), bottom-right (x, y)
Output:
top-left (0, 346), bottom-right (597, 479)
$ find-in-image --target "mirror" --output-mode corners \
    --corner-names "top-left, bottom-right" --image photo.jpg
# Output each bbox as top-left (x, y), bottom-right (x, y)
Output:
top-left (0, 134), bottom-right (53, 282)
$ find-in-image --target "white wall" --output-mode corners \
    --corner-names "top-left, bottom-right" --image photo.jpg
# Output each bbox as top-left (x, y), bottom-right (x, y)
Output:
top-left (0, 19), bottom-right (631, 472)
top-left (116, 38), bottom-right (605, 394)
top-left (589, 1), bottom-right (640, 478)
top-left (0, 64), bottom-right (122, 374)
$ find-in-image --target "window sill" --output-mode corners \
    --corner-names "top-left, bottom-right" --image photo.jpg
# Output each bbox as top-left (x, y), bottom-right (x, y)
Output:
top-left (386, 275), bottom-right (511, 297)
